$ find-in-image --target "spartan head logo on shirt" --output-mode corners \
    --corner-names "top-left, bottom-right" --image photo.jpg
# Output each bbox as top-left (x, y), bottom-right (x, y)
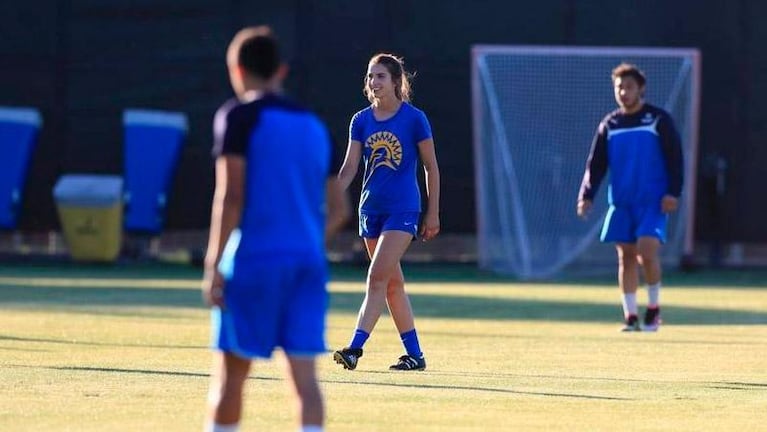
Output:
top-left (364, 131), bottom-right (403, 180)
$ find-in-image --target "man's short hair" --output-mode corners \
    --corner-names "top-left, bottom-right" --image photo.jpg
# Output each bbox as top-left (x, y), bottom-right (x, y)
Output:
top-left (228, 26), bottom-right (280, 80)
top-left (612, 63), bottom-right (646, 87)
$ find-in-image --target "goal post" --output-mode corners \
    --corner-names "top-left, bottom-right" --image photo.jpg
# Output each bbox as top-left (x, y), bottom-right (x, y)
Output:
top-left (471, 45), bottom-right (701, 279)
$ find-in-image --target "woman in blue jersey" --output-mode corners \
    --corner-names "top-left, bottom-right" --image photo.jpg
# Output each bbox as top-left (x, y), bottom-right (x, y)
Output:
top-left (577, 63), bottom-right (683, 333)
top-left (333, 53), bottom-right (441, 371)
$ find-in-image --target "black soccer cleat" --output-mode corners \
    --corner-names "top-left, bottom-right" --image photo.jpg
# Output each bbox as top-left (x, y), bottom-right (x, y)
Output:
top-left (333, 347), bottom-right (363, 370)
top-left (621, 314), bottom-right (641, 332)
top-left (389, 354), bottom-right (426, 371)
top-left (643, 306), bottom-right (662, 332)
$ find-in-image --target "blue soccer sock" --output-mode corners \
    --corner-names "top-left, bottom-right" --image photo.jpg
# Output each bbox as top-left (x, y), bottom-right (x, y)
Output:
top-left (400, 329), bottom-right (423, 358)
top-left (349, 329), bottom-right (370, 350)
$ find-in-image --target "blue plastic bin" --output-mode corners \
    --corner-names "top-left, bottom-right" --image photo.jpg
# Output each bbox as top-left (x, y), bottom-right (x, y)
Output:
top-left (0, 107), bottom-right (42, 229)
top-left (122, 109), bottom-right (188, 234)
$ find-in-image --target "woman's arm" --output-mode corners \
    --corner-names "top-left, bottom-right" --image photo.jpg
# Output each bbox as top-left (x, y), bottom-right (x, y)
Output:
top-left (325, 176), bottom-right (351, 242)
top-left (337, 140), bottom-right (362, 191)
top-left (417, 138), bottom-right (440, 241)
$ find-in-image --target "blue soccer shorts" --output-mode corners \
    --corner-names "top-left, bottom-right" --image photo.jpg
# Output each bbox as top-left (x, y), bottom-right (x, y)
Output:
top-left (600, 204), bottom-right (668, 244)
top-left (358, 211), bottom-right (420, 238)
top-left (211, 253), bottom-right (328, 359)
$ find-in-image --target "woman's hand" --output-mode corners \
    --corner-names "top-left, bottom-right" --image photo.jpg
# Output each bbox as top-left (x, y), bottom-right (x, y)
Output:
top-left (420, 211), bottom-right (441, 241)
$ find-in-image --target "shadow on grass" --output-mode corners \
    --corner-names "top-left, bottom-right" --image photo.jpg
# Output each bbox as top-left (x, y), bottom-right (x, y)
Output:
top-left (3, 261), bottom-right (767, 287)
top-left (0, 284), bottom-right (202, 308)
top-left (322, 377), bottom-right (631, 400)
top-left (0, 260), bottom-right (201, 279)
top-left (18, 365), bottom-right (630, 401)
top-left (0, 334), bottom-right (205, 350)
top-left (15, 365), bottom-right (766, 397)
top-left (332, 262), bottom-right (767, 288)
top-left (1, 281), bottom-right (765, 325)
top-left (331, 291), bottom-right (767, 325)
top-left (41, 365), bottom-right (212, 378)
top-left (709, 382), bottom-right (767, 391)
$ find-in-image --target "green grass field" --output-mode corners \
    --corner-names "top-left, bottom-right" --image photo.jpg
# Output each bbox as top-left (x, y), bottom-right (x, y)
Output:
top-left (1, 263), bottom-right (766, 431)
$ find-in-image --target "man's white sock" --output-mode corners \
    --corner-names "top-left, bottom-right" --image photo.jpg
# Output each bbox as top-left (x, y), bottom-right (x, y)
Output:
top-left (647, 282), bottom-right (661, 307)
top-left (622, 293), bottom-right (638, 317)
top-left (206, 423), bottom-right (239, 432)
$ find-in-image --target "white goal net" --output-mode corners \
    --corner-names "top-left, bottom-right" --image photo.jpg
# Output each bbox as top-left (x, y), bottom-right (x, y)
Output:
top-left (472, 45), bottom-right (701, 279)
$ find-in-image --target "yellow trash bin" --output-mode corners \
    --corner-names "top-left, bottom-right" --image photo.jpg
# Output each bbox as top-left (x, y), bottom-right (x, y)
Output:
top-left (53, 174), bottom-right (123, 262)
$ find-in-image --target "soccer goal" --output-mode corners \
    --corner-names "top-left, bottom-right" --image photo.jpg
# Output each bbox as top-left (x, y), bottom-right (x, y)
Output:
top-left (471, 45), bottom-right (701, 279)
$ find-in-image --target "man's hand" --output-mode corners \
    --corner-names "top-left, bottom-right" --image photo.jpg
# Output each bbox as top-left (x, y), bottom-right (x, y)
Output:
top-left (577, 199), bottom-right (592, 219)
top-left (661, 195), bottom-right (679, 213)
top-left (201, 267), bottom-right (225, 308)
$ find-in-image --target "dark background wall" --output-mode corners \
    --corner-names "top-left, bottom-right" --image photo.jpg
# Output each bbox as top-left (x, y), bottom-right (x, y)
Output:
top-left (1, 0), bottom-right (765, 242)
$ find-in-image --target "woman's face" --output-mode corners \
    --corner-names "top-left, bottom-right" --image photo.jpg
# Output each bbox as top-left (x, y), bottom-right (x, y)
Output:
top-left (366, 63), bottom-right (397, 101)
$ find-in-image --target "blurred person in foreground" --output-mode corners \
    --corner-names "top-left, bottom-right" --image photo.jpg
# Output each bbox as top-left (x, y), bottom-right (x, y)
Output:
top-left (201, 25), bottom-right (349, 432)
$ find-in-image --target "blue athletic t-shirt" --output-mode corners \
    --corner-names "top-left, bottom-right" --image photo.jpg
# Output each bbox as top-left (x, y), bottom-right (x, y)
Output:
top-left (349, 102), bottom-right (432, 214)
top-left (578, 103), bottom-right (683, 207)
top-left (212, 93), bottom-right (338, 260)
